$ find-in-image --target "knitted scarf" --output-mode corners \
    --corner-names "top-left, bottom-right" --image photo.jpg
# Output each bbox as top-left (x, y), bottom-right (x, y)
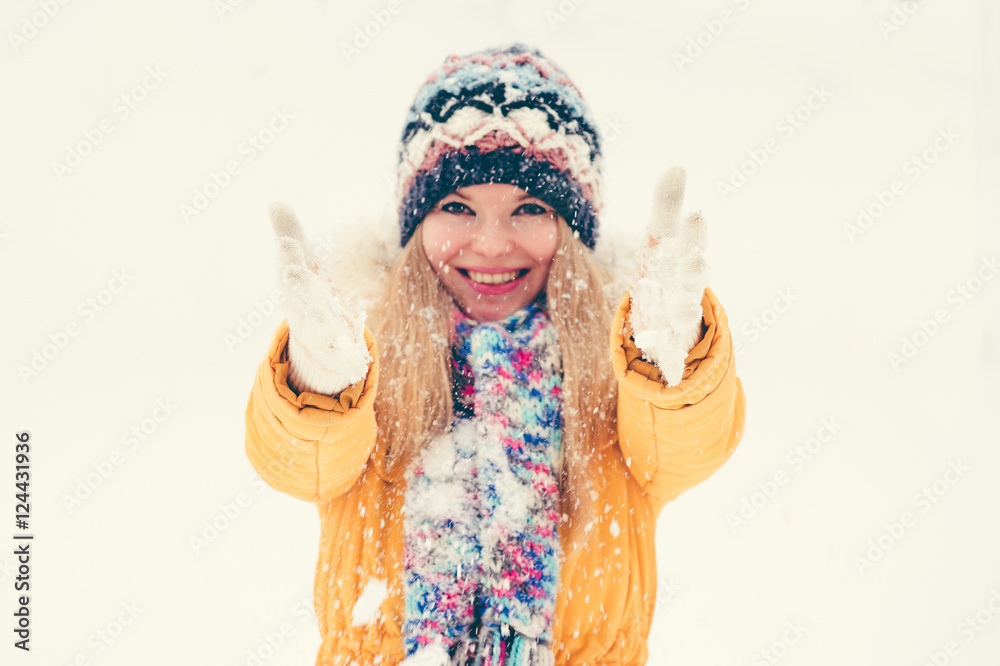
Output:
top-left (402, 300), bottom-right (563, 665)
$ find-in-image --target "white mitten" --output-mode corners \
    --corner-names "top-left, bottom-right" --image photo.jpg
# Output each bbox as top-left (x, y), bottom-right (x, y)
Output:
top-left (630, 166), bottom-right (709, 386)
top-left (270, 202), bottom-right (371, 395)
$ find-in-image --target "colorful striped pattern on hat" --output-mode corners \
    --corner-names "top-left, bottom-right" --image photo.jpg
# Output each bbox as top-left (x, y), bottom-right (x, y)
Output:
top-left (395, 43), bottom-right (604, 250)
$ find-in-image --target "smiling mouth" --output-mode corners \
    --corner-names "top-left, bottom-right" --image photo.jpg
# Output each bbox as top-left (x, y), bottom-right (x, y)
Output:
top-left (459, 269), bottom-right (529, 285)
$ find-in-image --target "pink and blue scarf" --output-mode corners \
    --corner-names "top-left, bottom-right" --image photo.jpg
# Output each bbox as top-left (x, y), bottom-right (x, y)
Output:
top-left (402, 300), bottom-right (563, 665)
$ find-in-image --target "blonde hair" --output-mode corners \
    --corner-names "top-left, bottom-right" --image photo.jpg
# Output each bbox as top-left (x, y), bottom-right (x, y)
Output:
top-left (370, 220), bottom-right (618, 546)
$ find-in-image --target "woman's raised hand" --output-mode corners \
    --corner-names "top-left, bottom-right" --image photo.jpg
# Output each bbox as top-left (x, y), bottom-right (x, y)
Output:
top-left (270, 202), bottom-right (371, 395)
top-left (630, 166), bottom-right (709, 386)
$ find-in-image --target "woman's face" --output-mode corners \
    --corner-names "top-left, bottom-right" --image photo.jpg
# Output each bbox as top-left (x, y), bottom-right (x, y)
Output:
top-left (420, 183), bottom-right (560, 322)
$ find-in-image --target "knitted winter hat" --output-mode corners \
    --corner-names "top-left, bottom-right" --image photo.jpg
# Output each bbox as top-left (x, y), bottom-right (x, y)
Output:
top-left (395, 43), bottom-right (604, 250)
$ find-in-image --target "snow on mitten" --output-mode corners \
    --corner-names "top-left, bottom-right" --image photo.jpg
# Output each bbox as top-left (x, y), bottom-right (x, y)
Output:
top-left (270, 202), bottom-right (371, 396)
top-left (629, 166), bottom-right (709, 386)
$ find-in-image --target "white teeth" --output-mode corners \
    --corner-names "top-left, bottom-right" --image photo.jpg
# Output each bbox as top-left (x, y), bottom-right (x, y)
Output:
top-left (467, 270), bottom-right (519, 285)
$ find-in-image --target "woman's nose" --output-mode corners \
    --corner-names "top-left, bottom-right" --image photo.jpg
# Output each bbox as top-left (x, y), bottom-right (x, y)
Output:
top-left (469, 217), bottom-right (512, 257)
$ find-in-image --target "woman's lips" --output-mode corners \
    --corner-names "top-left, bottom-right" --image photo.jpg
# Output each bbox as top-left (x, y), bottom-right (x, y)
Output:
top-left (458, 268), bottom-right (529, 295)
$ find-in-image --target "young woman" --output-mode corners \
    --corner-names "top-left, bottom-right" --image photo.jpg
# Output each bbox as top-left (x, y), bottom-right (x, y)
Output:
top-left (245, 43), bottom-right (746, 665)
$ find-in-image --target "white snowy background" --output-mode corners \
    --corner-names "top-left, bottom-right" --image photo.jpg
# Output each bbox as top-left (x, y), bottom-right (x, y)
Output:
top-left (2, 0), bottom-right (999, 664)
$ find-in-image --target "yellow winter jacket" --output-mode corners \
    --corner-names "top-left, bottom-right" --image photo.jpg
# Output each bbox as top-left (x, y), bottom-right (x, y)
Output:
top-left (245, 287), bottom-right (745, 665)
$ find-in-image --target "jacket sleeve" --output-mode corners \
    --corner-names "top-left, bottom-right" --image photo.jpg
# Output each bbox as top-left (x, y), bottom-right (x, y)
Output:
top-left (611, 286), bottom-right (746, 509)
top-left (244, 319), bottom-right (380, 503)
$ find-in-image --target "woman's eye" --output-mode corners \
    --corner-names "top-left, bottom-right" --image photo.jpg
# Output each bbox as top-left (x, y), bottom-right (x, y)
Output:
top-left (441, 201), bottom-right (473, 215)
top-left (515, 202), bottom-right (549, 216)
